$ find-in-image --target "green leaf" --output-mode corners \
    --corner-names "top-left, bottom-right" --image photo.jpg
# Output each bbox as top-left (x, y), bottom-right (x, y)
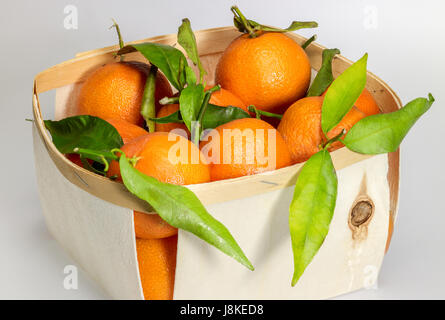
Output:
top-left (343, 94), bottom-right (435, 154)
top-left (307, 48), bottom-right (340, 97)
top-left (184, 66), bottom-right (197, 86)
top-left (202, 104), bottom-right (250, 129)
top-left (179, 83), bottom-right (205, 132)
top-left (140, 65), bottom-right (158, 132)
top-left (289, 149), bottom-right (337, 286)
top-left (119, 153), bottom-right (254, 271)
top-left (44, 115), bottom-right (123, 162)
top-left (118, 43), bottom-right (188, 91)
top-left (178, 18), bottom-right (207, 82)
top-left (321, 53), bottom-right (368, 134)
top-left (150, 110), bottom-right (184, 124)
top-left (150, 104), bottom-right (250, 129)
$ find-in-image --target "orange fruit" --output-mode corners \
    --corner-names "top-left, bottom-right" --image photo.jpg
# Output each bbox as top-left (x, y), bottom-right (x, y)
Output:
top-left (278, 97), bottom-right (324, 163)
top-left (108, 132), bottom-right (210, 239)
top-left (215, 32), bottom-right (311, 114)
top-left (205, 85), bottom-right (248, 112)
top-left (200, 118), bottom-right (293, 181)
top-left (108, 132), bottom-right (210, 184)
top-left (134, 212), bottom-right (178, 240)
top-left (154, 104), bottom-right (189, 138)
top-left (75, 61), bottom-right (173, 126)
top-left (105, 118), bottom-right (148, 144)
top-left (353, 88), bottom-right (381, 116)
top-left (111, 133), bottom-right (210, 299)
top-left (136, 236), bottom-right (177, 300)
top-left (278, 92), bottom-right (381, 163)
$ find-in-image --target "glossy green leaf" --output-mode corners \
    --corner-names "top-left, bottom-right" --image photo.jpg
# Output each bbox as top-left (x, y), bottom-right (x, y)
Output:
top-left (184, 65), bottom-right (197, 86)
top-left (321, 53), bottom-right (368, 134)
top-left (289, 149), bottom-right (337, 286)
top-left (150, 104), bottom-right (250, 129)
top-left (150, 110), bottom-right (183, 124)
top-left (44, 115), bottom-right (123, 162)
top-left (307, 48), bottom-right (340, 97)
top-left (344, 94), bottom-right (434, 154)
top-left (118, 43), bottom-right (188, 90)
top-left (179, 83), bottom-right (205, 132)
top-left (140, 65), bottom-right (158, 132)
top-left (119, 153), bottom-right (254, 271)
top-left (178, 19), bottom-right (206, 82)
top-left (201, 104), bottom-right (250, 129)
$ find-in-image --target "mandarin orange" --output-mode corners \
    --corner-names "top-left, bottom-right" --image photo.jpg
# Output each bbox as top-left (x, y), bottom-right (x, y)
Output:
top-left (75, 62), bottom-right (172, 126)
top-left (200, 118), bottom-right (293, 181)
top-left (278, 93), bottom-right (381, 163)
top-left (107, 132), bottom-right (210, 239)
top-left (136, 236), bottom-right (177, 300)
top-left (215, 32), bottom-right (311, 114)
top-left (205, 85), bottom-right (248, 111)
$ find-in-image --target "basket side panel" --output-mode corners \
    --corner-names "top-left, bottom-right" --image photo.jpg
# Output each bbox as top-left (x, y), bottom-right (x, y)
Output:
top-left (174, 154), bottom-right (390, 299)
top-left (32, 124), bottom-right (143, 300)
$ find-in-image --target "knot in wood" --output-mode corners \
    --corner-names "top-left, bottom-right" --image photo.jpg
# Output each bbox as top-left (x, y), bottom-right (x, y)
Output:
top-left (350, 200), bottom-right (373, 227)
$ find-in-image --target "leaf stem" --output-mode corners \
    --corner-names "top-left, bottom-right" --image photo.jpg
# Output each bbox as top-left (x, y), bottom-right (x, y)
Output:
top-left (141, 65), bottom-right (158, 133)
top-left (72, 148), bottom-right (117, 171)
top-left (73, 147), bottom-right (118, 161)
top-left (322, 129), bottom-right (346, 150)
top-left (159, 96), bottom-right (179, 105)
top-left (302, 35), bottom-right (317, 50)
top-left (192, 86), bottom-right (220, 145)
top-left (247, 105), bottom-right (283, 120)
top-left (110, 18), bottom-right (124, 61)
top-left (80, 157), bottom-right (107, 176)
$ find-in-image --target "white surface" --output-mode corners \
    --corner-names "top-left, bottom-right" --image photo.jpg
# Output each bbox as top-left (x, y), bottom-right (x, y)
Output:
top-left (1, 0), bottom-right (444, 299)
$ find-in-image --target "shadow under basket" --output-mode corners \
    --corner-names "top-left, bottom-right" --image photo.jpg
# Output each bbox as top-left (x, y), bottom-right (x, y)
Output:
top-left (32, 26), bottom-right (401, 300)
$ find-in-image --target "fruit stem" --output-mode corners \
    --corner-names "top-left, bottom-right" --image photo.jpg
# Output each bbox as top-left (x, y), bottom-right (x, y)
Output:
top-left (302, 35), bottom-right (317, 50)
top-left (231, 6), bottom-right (257, 38)
top-left (248, 105), bottom-right (283, 120)
top-left (159, 96), bottom-right (179, 105)
top-left (141, 65), bottom-right (158, 133)
top-left (110, 18), bottom-right (124, 49)
top-left (110, 18), bottom-right (124, 61)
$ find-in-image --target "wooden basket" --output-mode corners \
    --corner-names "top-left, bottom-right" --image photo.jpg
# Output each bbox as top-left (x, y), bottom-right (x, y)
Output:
top-left (32, 26), bottom-right (401, 299)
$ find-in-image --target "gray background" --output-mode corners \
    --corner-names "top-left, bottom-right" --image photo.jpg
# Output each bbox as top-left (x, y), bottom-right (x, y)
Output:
top-left (1, 0), bottom-right (444, 299)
